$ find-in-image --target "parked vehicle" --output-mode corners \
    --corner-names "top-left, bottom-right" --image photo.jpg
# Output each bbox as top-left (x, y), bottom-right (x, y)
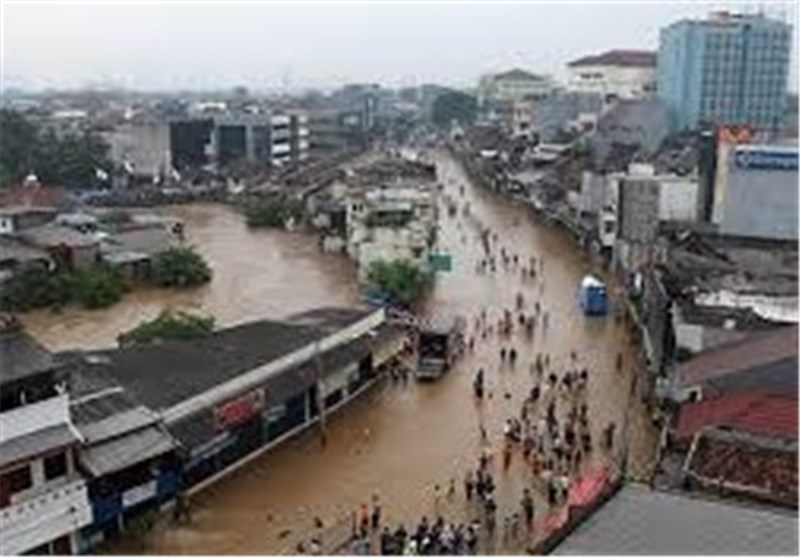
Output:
top-left (416, 314), bottom-right (466, 380)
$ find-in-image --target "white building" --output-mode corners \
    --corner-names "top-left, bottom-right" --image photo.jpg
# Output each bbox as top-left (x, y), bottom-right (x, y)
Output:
top-left (567, 50), bottom-right (657, 99)
top-left (346, 183), bottom-right (438, 280)
top-left (0, 325), bottom-right (92, 555)
top-left (478, 69), bottom-right (555, 106)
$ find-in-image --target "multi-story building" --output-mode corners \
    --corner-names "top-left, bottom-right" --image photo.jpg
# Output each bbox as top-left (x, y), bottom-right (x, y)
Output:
top-left (478, 69), bottom-right (555, 106)
top-left (657, 11), bottom-right (792, 131)
top-left (346, 182), bottom-right (438, 280)
top-left (0, 319), bottom-right (92, 555)
top-left (212, 113), bottom-right (308, 169)
top-left (567, 50), bottom-right (657, 99)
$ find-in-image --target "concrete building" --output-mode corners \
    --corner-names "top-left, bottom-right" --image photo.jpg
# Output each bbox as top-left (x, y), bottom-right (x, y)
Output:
top-left (591, 99), bottom-right (671, 162)
top-left (567, 50), bottom-right (657, 99)
top-left (346, 182), bottom-right (438, 280)
top-left (478, 69), bottom-right (555, 106)
top-left (79, 307), bottom-right (406, 492)
top-left (103, 122), bottom-right (172, 178)
top-left (712, 143), bottom-right (798, 240)
top-left (657, 11), bottom-right (792, 131)
top-left (0, 322), bottom-right (92, 555)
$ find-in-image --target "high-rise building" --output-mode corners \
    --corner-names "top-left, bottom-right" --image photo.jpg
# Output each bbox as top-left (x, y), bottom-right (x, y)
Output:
top-left (657, 11), bottom-right (791, 131)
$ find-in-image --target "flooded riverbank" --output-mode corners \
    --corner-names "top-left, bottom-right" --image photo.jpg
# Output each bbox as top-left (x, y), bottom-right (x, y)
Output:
top-left (20, 203), bottom-right (359, 351)
top-left (94, 150), bottom-right (656, 555)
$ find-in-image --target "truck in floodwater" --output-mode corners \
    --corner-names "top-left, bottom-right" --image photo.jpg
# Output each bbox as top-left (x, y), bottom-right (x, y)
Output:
top-left (416, 314), bottom-right (466, 380)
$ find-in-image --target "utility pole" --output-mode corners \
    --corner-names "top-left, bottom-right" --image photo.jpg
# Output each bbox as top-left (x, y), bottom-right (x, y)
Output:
top-left (315, 342), bottom-right (327, 448)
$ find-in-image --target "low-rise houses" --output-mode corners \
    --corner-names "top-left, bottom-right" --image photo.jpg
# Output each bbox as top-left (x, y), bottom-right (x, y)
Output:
top-left (478, 69), bottom-right (555, 106)
top-left (0, 318), bottom-right (93, 555)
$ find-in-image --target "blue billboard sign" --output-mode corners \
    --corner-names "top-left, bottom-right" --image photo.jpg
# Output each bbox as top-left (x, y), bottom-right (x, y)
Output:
top-left (734, 148), bottom-right (798, 171)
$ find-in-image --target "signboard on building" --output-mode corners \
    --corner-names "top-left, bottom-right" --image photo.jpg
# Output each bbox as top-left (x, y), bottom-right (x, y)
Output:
top-left (122, 480), bottom-right (157, 509)
top-left (214, 389), bottom-right (266, 432)
top-left (734, 148), bottom-right (798, 171)
top-left (428, 253), bottom-right (452, 272)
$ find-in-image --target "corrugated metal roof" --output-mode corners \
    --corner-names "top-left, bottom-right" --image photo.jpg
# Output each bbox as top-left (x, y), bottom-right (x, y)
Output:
top-left (79, 425), bottom-right (176, 477)
top-left (675, 392), bottom-right (798, 440)
top-left (0, 330), bottom-right (57, 385)
top-left (674, 326), bottom-right (798, 389)
top-left (554, 484), bottom-right (798, 555)
top-left (0, 423), bottom-right (80, 468)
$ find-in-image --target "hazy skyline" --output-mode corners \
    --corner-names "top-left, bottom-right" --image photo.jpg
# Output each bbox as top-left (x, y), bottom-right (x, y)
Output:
top-left (2, 0), bottom-right (797, 92)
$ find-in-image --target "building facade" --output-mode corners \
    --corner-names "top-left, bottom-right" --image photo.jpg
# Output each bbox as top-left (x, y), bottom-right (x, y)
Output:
top-left (0, 325), bottom-right (92, 555)
top-left (478, 69), bottom-right (555, 106)
top-left (657, 12), bottom-right (791, 131)
top-left (567, 50), bottom-right (657, 99)
top-left (712, 143), bottom-right (798, 240)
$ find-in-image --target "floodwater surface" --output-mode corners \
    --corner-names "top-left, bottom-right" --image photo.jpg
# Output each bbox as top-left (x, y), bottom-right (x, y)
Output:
top-left (24, 150), bottom-right (656, 554)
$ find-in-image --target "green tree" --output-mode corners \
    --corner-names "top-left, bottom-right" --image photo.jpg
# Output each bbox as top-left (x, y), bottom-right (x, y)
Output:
top-left (70, 266), bottom-right (127, 309)
top-left (117, 310), bottom-right (215, 347)
top-left (243, 196), bottom-right (304, 228)
top-left (0, 109), bottom-right (112, 189)
top-left (366, 259), bottom-right (434, 307)
top-left (0, 110), bottom-right (39, 185)
top-left (150, 247), bottom-right (213, 288)
top-left (431, 90), bottom-right (478, 128)
top-left (0, 267), bottom-right (71, 312)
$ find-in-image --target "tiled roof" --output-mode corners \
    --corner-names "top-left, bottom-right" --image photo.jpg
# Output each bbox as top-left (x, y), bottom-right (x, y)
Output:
top-left (674, 326), bottom-right (798, 389)
top-left (493, 68), bottom-right (547, 82)
top-left (0, 184), bottom-right (72, 209)
top-left (675, 392), bottom-right (798, 440)
top-left (568, 50), bottom-right (657, 68)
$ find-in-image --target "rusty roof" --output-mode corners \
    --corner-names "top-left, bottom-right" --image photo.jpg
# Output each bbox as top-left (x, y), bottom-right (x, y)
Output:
top-left (568, 50), bottom-right (657, 68)
top-left (674, 326), bottom-right (798, 389)
top-left (675, 392), bottom-right (798, 440)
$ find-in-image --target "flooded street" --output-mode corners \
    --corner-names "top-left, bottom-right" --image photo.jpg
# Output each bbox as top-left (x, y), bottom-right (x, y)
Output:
top-left (26, 150), bottom-right (655, 554)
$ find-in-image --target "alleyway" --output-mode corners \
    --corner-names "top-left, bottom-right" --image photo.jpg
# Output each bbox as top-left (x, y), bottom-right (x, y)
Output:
top-left (99, 149), bottom-right (657, 555)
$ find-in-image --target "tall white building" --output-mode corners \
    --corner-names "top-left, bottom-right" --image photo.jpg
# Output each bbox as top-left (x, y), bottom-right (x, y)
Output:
top-left (0, 323), bottom-right (92, 555)
top-left (567, 50), bottom-right (657, 99)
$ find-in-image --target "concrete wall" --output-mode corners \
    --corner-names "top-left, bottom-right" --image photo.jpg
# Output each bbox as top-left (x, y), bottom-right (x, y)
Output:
top-left (105, 123), bottom-right (171, 177)
top-left (568, 65), bottom-right (655, 99)
top-left (716, 146), bottom-right (798, 240)
top-left (658, 177), bottom-right (698, 222)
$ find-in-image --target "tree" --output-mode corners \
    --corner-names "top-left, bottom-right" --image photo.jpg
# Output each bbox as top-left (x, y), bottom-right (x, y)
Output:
top-left (0, 109), bottom-right (112, 189)
top-left (431, 90), bottom-right (478, 128)
top-left (150, 247), bottom-right (213, 288)
top-left (243, 196), bottom-right (304, 228)
top-left (366, 259), bottom-right (434, 307)
top-left (117, 310), bottom-right (215, 347)
top-left (70, 266), bottom-right (127, 309)
top-left (0, 267), bottom-right (71, 312)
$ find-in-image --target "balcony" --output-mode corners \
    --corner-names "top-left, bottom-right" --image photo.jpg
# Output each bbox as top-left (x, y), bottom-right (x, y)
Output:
top-left (0, 477), bottom-right (92, 555)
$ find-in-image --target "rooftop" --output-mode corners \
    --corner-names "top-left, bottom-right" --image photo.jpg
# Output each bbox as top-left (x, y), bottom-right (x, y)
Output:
top-left (0, 327), bottom-right (57, 385)
top-left (554, 484), bottom-right (798, 555)
top-left (492, 68), bottom-right (548, 82)
top-left (568, 49), bottom-right (657, 68)
top-left (673, 326), bottom-right (797, 391)
top-left (82, 307), bottom-right (373, 412)
top-left (19, 223), bottom-right (99, 248)
top-left (686, 430), bottom-right (798, 507)
top-left (675, 391), bottom-right (798, 441)
top-left (0, 236), bottom-right (52, 265)
top-left (0, 183), bottom-right (72, 210)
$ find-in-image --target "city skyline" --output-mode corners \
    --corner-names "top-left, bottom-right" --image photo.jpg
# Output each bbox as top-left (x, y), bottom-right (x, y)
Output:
top-left (2, 0), bottom-right (797, 93)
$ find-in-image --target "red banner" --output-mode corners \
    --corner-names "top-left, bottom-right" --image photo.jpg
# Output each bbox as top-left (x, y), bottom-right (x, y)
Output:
top-left (214, 390), bottom-right (265, 431)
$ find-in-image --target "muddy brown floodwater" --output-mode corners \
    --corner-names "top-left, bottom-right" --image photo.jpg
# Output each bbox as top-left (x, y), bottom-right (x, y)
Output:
top-left (20, 204), bottom-right (360, 351)
top-left (24, 150), bottom-right (656, 554)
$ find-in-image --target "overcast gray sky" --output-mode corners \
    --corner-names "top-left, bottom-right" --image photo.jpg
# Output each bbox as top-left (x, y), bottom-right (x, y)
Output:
top-left (2, 0), bottom-right (797, 92)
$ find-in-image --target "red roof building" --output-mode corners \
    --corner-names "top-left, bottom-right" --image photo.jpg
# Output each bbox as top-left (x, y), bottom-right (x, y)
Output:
top-left (567, 50), bottom-right (657, 68)
top-left (675, 391), bottom-right (798, 441)
top-left (0, 181), bottom-right (72, 210)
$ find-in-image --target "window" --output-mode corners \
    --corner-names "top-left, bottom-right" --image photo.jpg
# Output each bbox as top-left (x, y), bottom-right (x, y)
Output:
top-left (0, 465), bottom-right (33, 507)
top-left (44, 452), bottom-right (68, 481)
